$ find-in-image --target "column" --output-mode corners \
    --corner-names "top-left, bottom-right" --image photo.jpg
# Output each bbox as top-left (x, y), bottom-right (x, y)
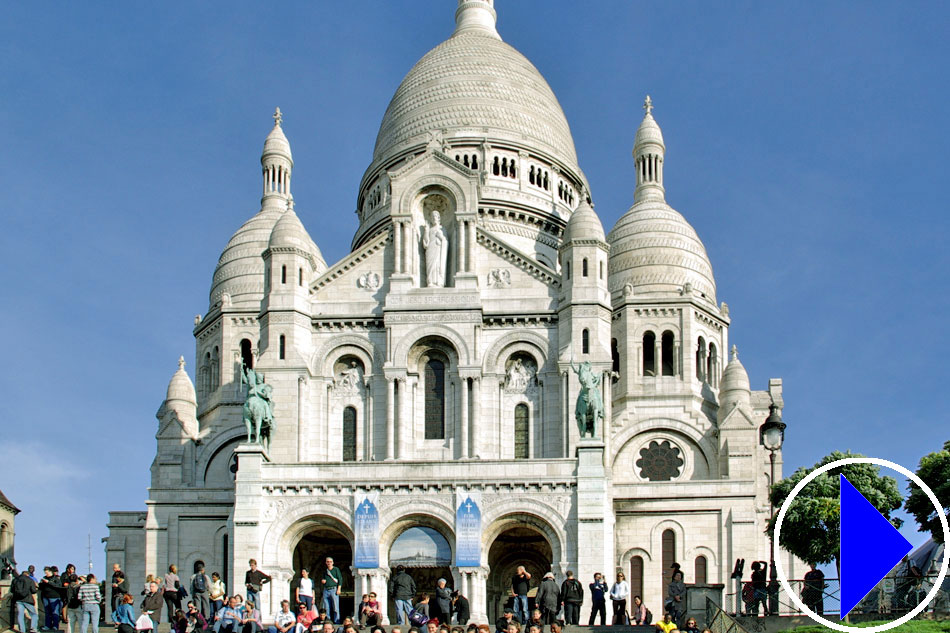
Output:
top-left (393, 221), bottom-right (402, 274)
top-left (297, 377), bottom-right (307, 461)
top-left (562, 370), bottom-right (570, 457)
top-left (460, 377), bottom-right (469, 459)
top-left (497, 379), bottom-right (504, 459)
top-left (397, 377), bottom-right (409, 459)
top-left (654, 338), bottom-right (662, 376)
top-left (471, 377), bottom-right (480, 458)
top-left (469, 567), bottom-right (490, 625)
top-left (457, 222), bottom-right (463, 272)
top-left (364, 380), bottom-right (373, 461)
top-left (538, 379), bottom-right (544, 458)
top-left (386, 378), bottom-right (395, 461)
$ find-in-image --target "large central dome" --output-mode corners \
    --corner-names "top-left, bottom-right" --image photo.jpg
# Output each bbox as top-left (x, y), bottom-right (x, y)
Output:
top-left (371, 1), bottom-right (579, 172)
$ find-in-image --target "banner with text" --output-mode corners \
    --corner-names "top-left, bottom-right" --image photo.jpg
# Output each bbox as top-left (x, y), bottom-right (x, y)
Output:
top-left (354, 492), bottom-right (380, 568)
top-left (455, 490), bottom-right (482, 567)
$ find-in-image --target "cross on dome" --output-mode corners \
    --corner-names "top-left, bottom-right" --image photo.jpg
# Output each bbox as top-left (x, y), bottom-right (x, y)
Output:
top-left (730, 345), bottom-right (738, 360)
top-left (273, 107), bottom-right (283, 127)
top-left (178, 356), bottom-right (186, 370)
top-left (643, 95), bottom-right (653, 116)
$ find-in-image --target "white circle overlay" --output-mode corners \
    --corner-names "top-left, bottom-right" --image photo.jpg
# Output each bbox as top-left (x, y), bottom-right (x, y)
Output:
top-left (774, 457), bottom-right (950, 633)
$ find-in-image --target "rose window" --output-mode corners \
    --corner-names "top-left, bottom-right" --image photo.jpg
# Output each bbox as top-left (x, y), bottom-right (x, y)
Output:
top-left (636, 440), bottom-right (684, 481)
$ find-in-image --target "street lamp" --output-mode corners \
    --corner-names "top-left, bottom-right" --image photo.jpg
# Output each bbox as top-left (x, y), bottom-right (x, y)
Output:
top-left (760, 403), bottom-right (786, 616)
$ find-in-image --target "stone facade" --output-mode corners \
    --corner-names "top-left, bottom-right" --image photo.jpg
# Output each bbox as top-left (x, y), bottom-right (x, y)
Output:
top-left (106, 0), bottom-right (801, 625)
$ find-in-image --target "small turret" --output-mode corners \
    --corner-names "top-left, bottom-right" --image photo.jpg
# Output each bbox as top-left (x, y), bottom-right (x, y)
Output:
top-left (633, 96), bottom-right (665, 203)
top-left (262, 107), bottom-right (293, 209)
top-left (454, 0), bottom-right (500, 39)
top-left (718, 345), bottom-right (751, 420)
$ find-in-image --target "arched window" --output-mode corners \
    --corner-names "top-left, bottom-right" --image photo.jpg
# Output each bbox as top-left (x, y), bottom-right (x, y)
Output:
top-left (279, 335), bottom-right (286, 360)
top-left (566, 261), bottom-right (571, 280)
top-left (424, 359), bottom-right (446, 440)
top-left (240, 339), bottom-right (254, 369)
top-left (696, 337), bottom-right (707, 381)
top-left (582, 329), bottom-right (590, 354)
top-left (708, 343), bottom-right (718, 387)
top-left (492, 156), bottom-right (500, 176)
top-left (630, 555), bottom-right (644, 605)
top-left (694, 555), bottom-right (708, 585)
top-left (529, 165), bottom-right (536, 185)
top-left (281, 265), bottom-right (287, 284)
top-left (514, 404), bottom-right (529, 460)
top-left (0, 521), bottom-right (11, 557)
top-left (662, 529), bottom-right (676, 600)
top-left (343, 407), bottom-right (357, 462)
top-left (643, 332), bottom-right (656, 376)
top-left (611, 338), bottom-right (620, 374)
top-left (471, 155), bottom-right (478, 169)
top-left (202, 352), bottom-right (212, 395)
top-left (582, 258), bottom-right (588, 277)
top-left (661, 331), bottom-right (675, 376)
top-left (599, 261), bottom-right (604, 279)
top-left (299, 267), bottom-right (303, 286)
top-left (211, 346), bottom-right (219, 390)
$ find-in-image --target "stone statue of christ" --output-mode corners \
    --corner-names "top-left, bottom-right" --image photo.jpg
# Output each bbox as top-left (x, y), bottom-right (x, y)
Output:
top-left (421, 210), bottom-right (449, 287)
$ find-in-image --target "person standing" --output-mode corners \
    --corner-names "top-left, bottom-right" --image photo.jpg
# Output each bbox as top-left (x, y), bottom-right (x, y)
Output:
top-left (667, 570), bottom-right (686, 623)
top-left (209, 572), bottom-right (227, 616)
top-left (587, 573), bottom-right (607, 626)
top-left (78, 574), bottom-right (102, 633)
top-left (451, 591), bottom-right (469, 626)
top-left (245, 560), bottom-right (272, 615)
top-left (111, 570), bottom-right (129, 620)
top-left (191, 563), bottom-right (212, 620)
top-left (59, 564), bottom-right (78, 628)
top-left (801, 563), bottom-right (825, 616)
top-left (609, 572), bottom-right (629, 625)
top-left (510, 567), bottom-right (531, 624)
top-left (534, 573), bottom-right (559, 625)
top-left (435, 579), bottom-right (452, 625)
top-left (40, 566), bottom-right (64, 631)
top-left (558, 571), bottom-right (583, 626)
top-left (388, 565), bottom-right (416, 626)
top-left (295, 569), bottom-right (314, 611)
top-left (12, 568), bottom-right (40, 633)
top-left (319, 558), bottom-right (343, 625)
top-left (164, 565), bottom-right (183, 624)
top-left (65, 575), bottom-right (84, 633)
top-left (749, 562), bottom-right (768, 617)
top-left (141, 581), bottom-right (164, 633)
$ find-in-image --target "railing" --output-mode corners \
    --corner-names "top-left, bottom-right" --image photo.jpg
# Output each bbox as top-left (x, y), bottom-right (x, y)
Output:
top-left (724, 574), bottom-right (949, 618)
top-left (706, 597), bottom-right (750, 633)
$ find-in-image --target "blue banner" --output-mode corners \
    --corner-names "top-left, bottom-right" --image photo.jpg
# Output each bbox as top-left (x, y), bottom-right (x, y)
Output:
top-left (354, 493), bottom-right (380, 568)
top-left (455, 491), bottom-right (482, 567)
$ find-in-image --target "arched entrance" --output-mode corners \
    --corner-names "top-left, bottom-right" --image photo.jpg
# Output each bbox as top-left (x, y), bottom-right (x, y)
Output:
top-left (487, 525), bottom-right (553, 623)
top-left (388, 527), bottom-right (453, 622)
top-left (292, 524), bottom-right (354, 619)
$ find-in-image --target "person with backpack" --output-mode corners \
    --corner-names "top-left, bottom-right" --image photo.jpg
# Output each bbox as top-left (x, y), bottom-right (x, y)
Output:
top-left (12, 568), bottom-right (39, 633)
top-left (65, 575), bottom-right (84, 633)
top-left (388, 565), bottom-right (416, 626)
top-left (558, 570), bottom-right (583, 626)
top-left (534, 573), bottom-right (559, 625)
top-left (631, 596), bottom-right (648, 626)
top-left (191, 564), bottom-right (213, 620)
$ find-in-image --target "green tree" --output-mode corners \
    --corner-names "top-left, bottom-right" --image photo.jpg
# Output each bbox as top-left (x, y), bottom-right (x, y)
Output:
top-left (905, 440), bottom-right (950, 544)
top-left (767, 451), bottom-right (903, 577)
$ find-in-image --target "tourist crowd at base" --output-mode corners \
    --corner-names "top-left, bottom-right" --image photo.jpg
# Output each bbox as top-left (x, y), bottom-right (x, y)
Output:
top-left (6, 559), bottom-right (720, 633)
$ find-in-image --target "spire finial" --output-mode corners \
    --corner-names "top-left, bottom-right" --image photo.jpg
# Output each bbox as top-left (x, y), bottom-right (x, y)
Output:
top-left (643, 95), bottom-right (653, 116)
top-left (455, 0), bottom-right (500, 39)
top-left (273, 107), bottom-right (283, 127)
top-left (730, 345), bottom-right (738, 361)
top-left (178, 355), bottom-right (186, 370)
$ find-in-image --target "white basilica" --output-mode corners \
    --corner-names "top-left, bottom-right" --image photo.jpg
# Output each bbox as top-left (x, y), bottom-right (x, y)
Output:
top-left (106, 0), bottom-right (799, 623)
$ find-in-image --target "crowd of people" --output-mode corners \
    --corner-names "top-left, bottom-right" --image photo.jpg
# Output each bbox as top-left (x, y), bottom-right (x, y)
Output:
top-left (7, 558), bottom-right (713, 633)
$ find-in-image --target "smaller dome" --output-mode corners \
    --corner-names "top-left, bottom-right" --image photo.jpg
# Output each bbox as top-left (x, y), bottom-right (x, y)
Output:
top-left (166, 356), bottom-right (196, 405)
top-left (563, 199), bottom-right (605, 243)
top-left (263, 108), bottom-right (292, 163)
top-left (719, 345), bottom-right (751, 409)
top-left (268, 208), bottom-right (326, 267)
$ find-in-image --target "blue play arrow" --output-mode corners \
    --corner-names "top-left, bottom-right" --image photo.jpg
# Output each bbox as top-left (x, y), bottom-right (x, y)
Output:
top-left (839, 474), bottom-right (912, 619)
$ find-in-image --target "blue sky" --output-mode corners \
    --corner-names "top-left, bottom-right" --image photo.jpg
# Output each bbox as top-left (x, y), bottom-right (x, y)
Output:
top-left (1, 2), bottom-right (948, 579)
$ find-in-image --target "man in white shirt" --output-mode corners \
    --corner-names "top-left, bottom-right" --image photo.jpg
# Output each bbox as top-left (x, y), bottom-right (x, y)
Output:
top-left (268, 600), bottom-right (297, 633)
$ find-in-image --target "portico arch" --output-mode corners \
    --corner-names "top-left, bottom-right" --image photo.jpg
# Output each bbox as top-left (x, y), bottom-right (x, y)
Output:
top-left (380, 513), bottom-right (456, 622)
top-left (393, 325), bottom-right (471, 368)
